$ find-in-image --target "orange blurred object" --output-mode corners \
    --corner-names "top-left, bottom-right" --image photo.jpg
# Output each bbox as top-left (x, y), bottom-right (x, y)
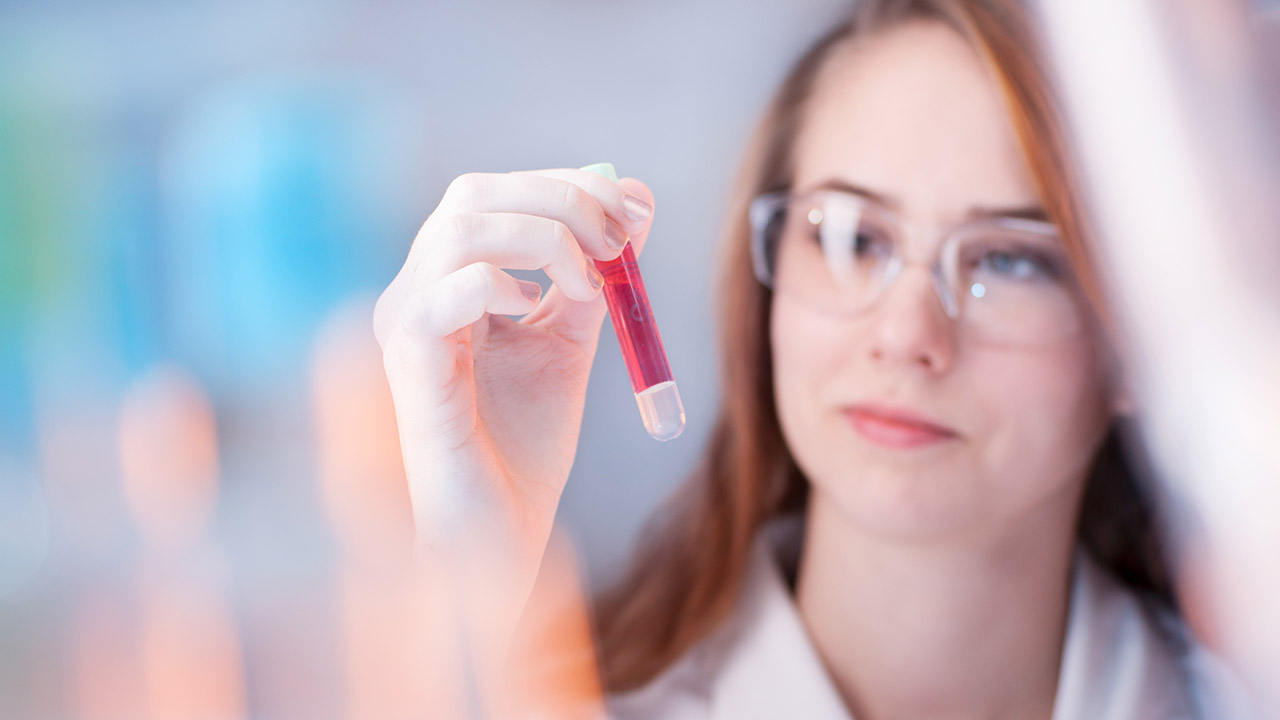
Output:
top-left (68, 363), bottom-right (249, 720)
top-left (312, 296), bottom-right (444, 717)
top-left (118, 364), bottom-right (220, 555)
top-left (498, 527), bottom-right (606, 719)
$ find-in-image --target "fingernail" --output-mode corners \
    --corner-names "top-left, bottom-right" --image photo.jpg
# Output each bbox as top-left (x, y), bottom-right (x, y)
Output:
top-left (622, 194), bottom-right (653, 223)
top-left (587, 262), bottom-right (604, 291)
top-left (518, 279), bottom-right (543, 301)
top-left (604, 219), bottom-right (629, 251)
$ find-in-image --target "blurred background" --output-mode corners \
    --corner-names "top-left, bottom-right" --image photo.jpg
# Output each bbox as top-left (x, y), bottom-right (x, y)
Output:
top-left (3, 0), bottom-right (1279, 717)
top-left (0, 0), bottom-right (856, 716)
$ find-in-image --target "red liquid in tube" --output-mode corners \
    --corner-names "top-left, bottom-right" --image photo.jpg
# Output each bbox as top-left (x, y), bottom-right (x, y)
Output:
top-left (582, 162), bottom-right (685, 441)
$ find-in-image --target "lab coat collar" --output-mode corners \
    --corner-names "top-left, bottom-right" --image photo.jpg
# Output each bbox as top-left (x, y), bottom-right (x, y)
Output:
top-left (705, 524), bottom-right (1196, 720)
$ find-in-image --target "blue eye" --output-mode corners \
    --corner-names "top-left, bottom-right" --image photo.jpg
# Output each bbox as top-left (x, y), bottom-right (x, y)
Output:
top-left (809, 226), bottom-right (893, 255)
top-left (976, 248), bottom-right (1058, 281)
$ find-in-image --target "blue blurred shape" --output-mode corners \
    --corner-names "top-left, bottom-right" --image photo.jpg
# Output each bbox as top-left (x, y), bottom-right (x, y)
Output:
top-left (160, 72), bottom-right (408, 391)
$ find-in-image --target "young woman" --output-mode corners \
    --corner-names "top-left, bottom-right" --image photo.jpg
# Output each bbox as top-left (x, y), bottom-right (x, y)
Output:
top-left (373, 0), bottom-right (1250, 717)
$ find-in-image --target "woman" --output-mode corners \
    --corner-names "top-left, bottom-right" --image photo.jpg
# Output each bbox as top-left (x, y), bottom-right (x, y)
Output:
top-left (373, 0), bottom-right (1249, 717)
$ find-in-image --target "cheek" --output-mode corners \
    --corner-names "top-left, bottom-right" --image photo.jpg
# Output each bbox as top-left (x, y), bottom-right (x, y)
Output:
top-left (770, 300), bottom-right (849, 466)
top-left (976, 340), bottom-right (1113, 485)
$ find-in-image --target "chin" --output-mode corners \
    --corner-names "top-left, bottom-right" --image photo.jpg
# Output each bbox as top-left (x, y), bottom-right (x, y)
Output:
top-left (808, 463), bottom-right (987, 544)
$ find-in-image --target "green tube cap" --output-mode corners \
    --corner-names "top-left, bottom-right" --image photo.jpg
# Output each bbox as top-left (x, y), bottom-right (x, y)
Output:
top-left (579, 162), bottom-right (619, 181)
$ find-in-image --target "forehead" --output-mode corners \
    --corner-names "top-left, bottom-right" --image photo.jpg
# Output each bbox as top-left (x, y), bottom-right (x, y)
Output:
top-left (793, 19), bottom-right (1041, 222)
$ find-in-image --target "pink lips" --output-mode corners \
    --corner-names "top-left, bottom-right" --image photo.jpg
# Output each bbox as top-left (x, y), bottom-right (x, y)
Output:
top-left (844, 404), bottom-right (959, 448)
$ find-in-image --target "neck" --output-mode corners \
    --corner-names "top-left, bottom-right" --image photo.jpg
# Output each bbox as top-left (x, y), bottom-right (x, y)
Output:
top-left (794, 489), bottom-right (1081, 720)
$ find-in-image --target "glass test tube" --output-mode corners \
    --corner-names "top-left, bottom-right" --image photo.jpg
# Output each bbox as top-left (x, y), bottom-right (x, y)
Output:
top-left (580, 163), bottom-right (686, 441)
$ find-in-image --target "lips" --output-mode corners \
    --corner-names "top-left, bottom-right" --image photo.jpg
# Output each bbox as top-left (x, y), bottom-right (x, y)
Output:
top-left (843, 403), bottom-right (959, 448)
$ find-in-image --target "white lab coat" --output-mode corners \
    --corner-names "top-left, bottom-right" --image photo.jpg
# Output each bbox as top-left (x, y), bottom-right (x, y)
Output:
top-left (604, 515), bottom-right (1259, 719)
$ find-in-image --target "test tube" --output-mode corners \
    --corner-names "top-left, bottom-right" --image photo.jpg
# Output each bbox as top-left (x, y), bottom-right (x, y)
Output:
top-left (580, 163), bottom-right (686, 441)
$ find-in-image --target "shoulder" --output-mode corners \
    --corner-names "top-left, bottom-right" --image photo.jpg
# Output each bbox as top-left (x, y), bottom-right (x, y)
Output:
top-left (1150, 594), bottom-right (1263, 720)
top-left (1059, 550), bottom-right (1261, 720)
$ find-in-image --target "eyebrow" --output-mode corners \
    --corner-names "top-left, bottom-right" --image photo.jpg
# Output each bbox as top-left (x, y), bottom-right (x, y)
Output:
top-left (809, 178), bottom-right (899, 210)
top-left (807, 177), bottom-right (1051, 223)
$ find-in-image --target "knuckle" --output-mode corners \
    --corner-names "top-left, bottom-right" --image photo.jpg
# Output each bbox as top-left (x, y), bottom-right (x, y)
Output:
top-left (470, 263), bottom-right (500, 295)
top-left (446, 211), bottom-right (479, 245)
top-left (560, 182), bottom-right (599, 225)
top-left (451, 263), bottom-right (487, 298)
top-left (548, 219), bottom-right (577, 254)
top-left (436, 212), bottom-right (481, 270)
top-left (444, 172), bottom-right (491, 208)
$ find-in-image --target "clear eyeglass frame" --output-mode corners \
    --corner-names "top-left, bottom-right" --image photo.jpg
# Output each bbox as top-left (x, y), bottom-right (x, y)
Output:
top-left (748, 188), bottom-right (1091, 346)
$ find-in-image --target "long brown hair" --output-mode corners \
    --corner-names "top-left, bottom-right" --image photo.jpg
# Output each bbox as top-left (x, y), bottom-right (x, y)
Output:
top-left (593, 0), bottom-right (1172, 693)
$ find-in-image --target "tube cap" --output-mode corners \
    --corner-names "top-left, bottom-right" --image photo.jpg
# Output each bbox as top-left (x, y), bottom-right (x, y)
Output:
top-left (579, 162), bottom-right (619, 181)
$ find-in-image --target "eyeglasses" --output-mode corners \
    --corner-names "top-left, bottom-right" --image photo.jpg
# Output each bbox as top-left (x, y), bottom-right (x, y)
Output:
top-left (749, 189), bottom-right (1089, 346)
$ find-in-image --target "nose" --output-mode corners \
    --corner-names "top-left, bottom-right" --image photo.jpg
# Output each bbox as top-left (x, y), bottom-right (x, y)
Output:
top-left (865, 265), bottom-right (956, 373)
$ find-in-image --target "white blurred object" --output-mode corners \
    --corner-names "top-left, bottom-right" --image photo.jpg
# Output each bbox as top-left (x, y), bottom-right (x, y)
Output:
top-left (1035, 0), bottom-right (1280, 714)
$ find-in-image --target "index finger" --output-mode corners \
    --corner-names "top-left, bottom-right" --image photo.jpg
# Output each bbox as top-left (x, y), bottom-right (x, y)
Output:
top-left (517, 168), bottom-right (654, 233)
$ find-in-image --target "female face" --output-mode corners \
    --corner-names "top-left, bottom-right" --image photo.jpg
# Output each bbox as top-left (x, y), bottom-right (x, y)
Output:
top-left (771, 19), bottom-right (1120, 543)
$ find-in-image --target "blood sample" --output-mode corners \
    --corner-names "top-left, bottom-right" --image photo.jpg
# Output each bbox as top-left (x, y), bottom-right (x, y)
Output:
top-left (580, 163), bottom-right (686, 441)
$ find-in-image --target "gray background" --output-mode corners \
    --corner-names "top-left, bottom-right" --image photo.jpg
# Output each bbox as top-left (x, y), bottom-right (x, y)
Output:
top-left (0, 0), bottom-right (855, 592)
